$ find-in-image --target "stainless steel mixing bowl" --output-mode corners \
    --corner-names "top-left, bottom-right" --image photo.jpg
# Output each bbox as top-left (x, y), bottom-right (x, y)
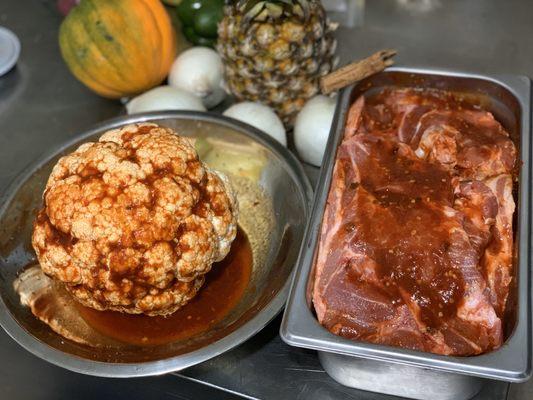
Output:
top-left (0, 111), bottom-right (312, 377)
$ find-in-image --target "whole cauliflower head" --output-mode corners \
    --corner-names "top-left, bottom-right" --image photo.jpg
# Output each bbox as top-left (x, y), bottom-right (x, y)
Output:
top-left (32, 123), bottom-right (238, 316)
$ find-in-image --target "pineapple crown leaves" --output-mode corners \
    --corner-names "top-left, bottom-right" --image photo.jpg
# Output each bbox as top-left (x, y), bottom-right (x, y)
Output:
top-left (232, 0), bottom-right (313, 24)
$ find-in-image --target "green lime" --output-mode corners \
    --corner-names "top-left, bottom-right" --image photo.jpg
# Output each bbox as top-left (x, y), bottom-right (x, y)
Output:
top-left (194, 35), bottom-right (216, 47)
top-left (183, 25), bottom-right (200, 43)
top-left (182, 25), bottom-right (214, 46)
top-left (176, 0), bottom-right (202, 27)
top-left (193, 1), bottom-right (223, 38)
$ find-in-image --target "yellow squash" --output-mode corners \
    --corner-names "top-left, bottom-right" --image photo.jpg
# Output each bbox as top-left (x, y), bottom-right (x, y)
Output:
top-left (59, 0), bottom-right (177, 98)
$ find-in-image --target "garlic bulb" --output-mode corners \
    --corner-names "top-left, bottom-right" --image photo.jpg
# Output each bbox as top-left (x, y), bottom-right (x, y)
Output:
top-left (126, 86), bottom-right (206, 114)
top-left (294, 95), bottom-right (336, 166)
top-left (223, 102), bottom-right (287, 146)
top-left (168, 47), bottom-right (226, 109)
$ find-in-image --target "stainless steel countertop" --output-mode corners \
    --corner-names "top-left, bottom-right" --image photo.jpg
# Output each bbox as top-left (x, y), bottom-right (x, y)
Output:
top-left (0, 0), bottom-right (531, 399)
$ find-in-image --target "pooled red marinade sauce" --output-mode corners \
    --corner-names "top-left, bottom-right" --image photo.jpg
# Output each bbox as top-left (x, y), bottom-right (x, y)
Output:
top-left (76, 228), bottom-right (252, 346)
top-left (313, 87), bottom-right (517, 356)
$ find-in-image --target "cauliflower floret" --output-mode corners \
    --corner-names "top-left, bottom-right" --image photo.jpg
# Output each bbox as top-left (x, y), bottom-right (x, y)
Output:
top-left (32, 123), bottom-right (238, 316)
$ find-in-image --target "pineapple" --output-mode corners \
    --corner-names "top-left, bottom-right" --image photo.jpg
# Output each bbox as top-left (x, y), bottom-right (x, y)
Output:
top-left (217, 0), bottom-right (338, 127)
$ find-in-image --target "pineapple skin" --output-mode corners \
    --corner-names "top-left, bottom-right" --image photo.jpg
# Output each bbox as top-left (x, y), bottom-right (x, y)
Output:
top-left (217, 1), bottom-right (338, 127)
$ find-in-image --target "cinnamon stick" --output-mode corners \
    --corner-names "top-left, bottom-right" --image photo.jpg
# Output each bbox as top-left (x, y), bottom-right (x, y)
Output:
top-left (320, 49), bottom-right (397, 94)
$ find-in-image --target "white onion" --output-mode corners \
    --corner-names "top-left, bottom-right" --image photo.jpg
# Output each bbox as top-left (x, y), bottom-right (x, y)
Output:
top-left (294, 95), bottom-right (336, 166)
top-left (168, 47), bottom-right (226, 109)
top-left (223, 102), bottom-right (287, 146)
top-left (126, 86), bottom-right (206, 114)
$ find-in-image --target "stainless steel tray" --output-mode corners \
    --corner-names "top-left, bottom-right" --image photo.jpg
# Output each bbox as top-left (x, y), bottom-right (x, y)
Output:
top-left (280, 67), bottom-right (532, 395)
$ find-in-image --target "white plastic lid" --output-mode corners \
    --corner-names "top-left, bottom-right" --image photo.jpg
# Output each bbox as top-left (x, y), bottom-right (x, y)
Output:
top-left (0, 26), bottom-right (21, 77)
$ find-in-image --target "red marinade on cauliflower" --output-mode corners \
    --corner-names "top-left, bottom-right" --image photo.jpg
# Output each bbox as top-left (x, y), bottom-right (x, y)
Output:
top-left (32, 123), bottom-right (238, 316)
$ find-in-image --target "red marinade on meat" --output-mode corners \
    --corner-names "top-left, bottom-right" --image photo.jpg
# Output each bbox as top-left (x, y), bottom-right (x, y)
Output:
top-left (313, 88), bottom-right (516, 356)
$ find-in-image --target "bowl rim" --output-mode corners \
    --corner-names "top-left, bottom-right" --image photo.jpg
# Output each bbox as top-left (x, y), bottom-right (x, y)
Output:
top-left (0, 110), bottom-right (313, 377)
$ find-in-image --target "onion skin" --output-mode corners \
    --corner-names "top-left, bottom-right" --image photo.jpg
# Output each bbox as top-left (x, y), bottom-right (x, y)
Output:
top-left (126, 86), bottom-right (206, 114)
top-left (223, 102), bottom-right (287, 146)
top-left (168, 47), bottom-right (226, 109)
top-left (294, 95), bottom-right (336, 166)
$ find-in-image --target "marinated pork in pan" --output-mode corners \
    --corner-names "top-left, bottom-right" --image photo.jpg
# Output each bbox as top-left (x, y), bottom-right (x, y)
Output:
top-left (313, 88), bottom-right (516, 356)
